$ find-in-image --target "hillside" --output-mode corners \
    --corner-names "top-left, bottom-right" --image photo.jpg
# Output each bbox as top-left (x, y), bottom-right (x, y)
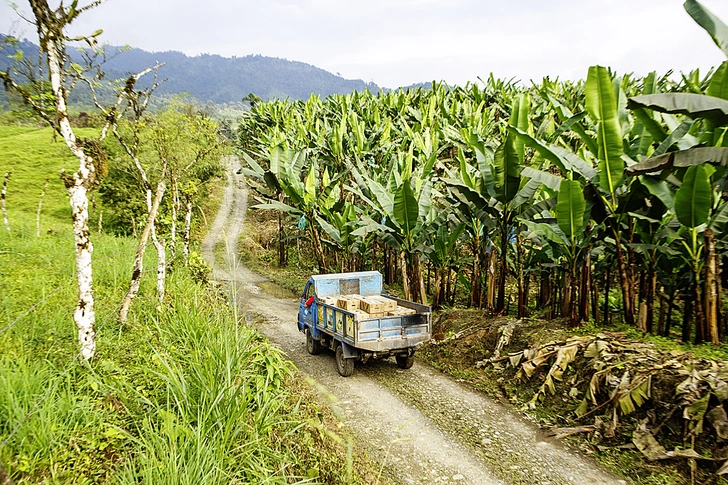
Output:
top-left (0, 35), bottom-right (380, 104)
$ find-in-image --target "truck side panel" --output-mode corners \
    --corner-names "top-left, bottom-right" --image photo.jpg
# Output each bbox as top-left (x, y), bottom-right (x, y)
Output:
top-left (318, 303), bottom-right (356, 343)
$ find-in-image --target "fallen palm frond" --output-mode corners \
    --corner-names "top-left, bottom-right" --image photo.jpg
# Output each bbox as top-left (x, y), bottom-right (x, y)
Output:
top-left (479, 326), bottom-right (728, 476)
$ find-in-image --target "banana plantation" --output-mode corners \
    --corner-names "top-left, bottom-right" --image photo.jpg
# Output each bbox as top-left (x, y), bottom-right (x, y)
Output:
top-left (238, 4), bottom-right (728, 347)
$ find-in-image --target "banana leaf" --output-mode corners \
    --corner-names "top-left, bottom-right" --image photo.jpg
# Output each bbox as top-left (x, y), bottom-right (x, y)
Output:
top-left (251, 200), bottom-right (302, 216)
top-left (393, 180), bottom-right (419, 234)
top-left (708, 62), bottom-right (728, 100)
top-left (315, 215), bottom-right (343, 245)
top-left (628, 93), bottom-right (728, 126)
top-left (653, 120), bottom-right (695, 157)
top-left (556, 179), bottom-right (586, 240)
top-left (640, 176), bottom-right (675, 212)
top-left (510, 126), bottom-right (597, 180)
top-left (494, 93), bottom-right (529, 204)
top-left (521, 166), bottom-right (563, 191)
top-left (685, 0), bottom-right (728, 58)
top-left (549, 112), bottom-right (588, 143)
top-left (523, 220), bottom-right (568, 247)
top-left (675, 165), bottom-right (712, 228)
top-left (586, 65), bottom-right (625, 195)
top-left (626, 147), bottom-right (728, 175)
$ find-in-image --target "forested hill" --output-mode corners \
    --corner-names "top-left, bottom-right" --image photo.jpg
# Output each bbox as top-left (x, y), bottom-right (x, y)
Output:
top-left (0, 36), bottom-right (381, 103)
top-left (99, 46), bottom-right (381, 102)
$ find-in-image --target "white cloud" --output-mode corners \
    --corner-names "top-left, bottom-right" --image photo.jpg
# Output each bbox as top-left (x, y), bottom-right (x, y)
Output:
top-left (2, 0), bottom-right (728, 88)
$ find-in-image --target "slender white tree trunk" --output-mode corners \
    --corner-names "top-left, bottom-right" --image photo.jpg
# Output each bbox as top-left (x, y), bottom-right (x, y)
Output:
top-left (39, 9), bottom-right (97, 360)
top-left (183, 196), bottom-right (192, 261)
top-left (170, 177), bottom-right (178, 256)
top-left (67, 179), bottom-right (96, 360)
top-left (2, 172), bottom-right (10, 231)
top-left (149, 186), bottom-right (167, 301)
top-left (36, 179), bottom-right (48, 237)
top-left (154, 233), bottom-right (166, 301)
top-left (119, 181), bottom-right (166, 324)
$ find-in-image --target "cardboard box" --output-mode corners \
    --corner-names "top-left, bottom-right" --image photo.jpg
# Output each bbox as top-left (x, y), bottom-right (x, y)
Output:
top-left (367, 312), bottom-right (387, 318)
top-left (359, 296), bottom-right (385, 314)
top-left (388, 307), bottom-right (416, 316)
top-left (372, 295), bottom-right (397, 312)
top-left (352, 310), bottom-right (369, 320)
top-left (336, 297), bottom-right (360, 312)
top-left (320, 296), bottom-right (338, 306)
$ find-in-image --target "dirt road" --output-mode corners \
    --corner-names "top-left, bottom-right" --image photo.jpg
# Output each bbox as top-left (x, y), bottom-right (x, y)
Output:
top-left (202, 158), bottom-right (627, 485)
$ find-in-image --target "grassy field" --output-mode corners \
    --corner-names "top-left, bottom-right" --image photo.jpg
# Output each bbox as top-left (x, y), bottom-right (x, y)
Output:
top-left (0, 125), bottom-right (377, 484)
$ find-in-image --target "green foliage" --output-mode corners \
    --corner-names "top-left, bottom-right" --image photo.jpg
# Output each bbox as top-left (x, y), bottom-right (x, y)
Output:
top-left (685, 0), bottom-right (728, 58)
top-left (186, 250), bottom-right (211, 284)
top-left (586, 65), bottom-right (625, 200)
top-left (675, 165), bottom-right (713, 228)
top-left (98, 100), bottom-right (224, 237)
top-left (555, 179), bottom-right (586, 241)
top-left (0, 225), bottom-right (368, 484)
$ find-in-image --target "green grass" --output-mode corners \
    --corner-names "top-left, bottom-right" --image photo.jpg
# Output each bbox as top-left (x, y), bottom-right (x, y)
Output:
top-left (0, 126), bottom-right (102, 232)
top-left (0, 124), bottom-right (375, 484)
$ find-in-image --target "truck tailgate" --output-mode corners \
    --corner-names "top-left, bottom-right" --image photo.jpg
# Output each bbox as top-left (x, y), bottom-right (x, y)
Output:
top-left (356, 313), bottom-right (430, 352)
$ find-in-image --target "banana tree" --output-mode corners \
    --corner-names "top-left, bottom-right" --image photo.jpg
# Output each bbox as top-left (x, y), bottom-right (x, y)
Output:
top-left (348, 144), bottom-right (437, 303)
top-left (623, 4), bottom-right (728, 342)
top-left (249, 148), bottom-right (347, 272)
top-left (241, 145), bottom-right (300, 266)
top-left (317, 202), bottom-right (360, 272)
top-left (445, 93), bottom-right (534, 313)
top-left (521, 178), bottom-right (592, 326)
top-left (626, 133), bottom-right (728, 342)
top-left (421, 214), bottom-right (467, 309)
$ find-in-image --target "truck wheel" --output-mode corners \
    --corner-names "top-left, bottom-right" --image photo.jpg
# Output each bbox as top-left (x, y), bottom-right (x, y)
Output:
top-left (396, 354), bottom-right (414, 369)
top-left (306, 328), bottom-right (322, 355)
top-left (336, 344), bottom-right (355, 377)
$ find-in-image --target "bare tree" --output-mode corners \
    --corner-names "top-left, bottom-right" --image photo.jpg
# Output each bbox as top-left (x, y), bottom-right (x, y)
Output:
top-left (0, 1), bottom-right (158, 359)
top-left (111, 71), bottom-right (168, 324)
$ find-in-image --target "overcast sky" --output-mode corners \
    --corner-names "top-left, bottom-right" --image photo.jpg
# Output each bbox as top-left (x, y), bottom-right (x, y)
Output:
top-left (3, 0), bottom-right (728, 89)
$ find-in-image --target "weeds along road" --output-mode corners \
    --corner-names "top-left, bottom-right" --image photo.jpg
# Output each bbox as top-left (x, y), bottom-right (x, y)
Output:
top-left (202, 157), bottom-right (627, 485)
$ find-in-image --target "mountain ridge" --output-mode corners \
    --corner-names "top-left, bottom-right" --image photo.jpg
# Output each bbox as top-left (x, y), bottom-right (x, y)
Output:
top-left (0, 35), bottom-right (382, 104)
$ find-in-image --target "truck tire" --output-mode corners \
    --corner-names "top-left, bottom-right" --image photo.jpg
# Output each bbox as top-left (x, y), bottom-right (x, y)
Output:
top-left (306, 328), bottom-right (322, 355)
top-left (336, 344), bottom-right (355, 377)
top-left (396, 354), bottom-right (414, 369)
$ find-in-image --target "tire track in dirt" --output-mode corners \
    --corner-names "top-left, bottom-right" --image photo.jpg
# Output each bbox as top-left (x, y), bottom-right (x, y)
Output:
top-left (203, 159), bottom-right (627, 485)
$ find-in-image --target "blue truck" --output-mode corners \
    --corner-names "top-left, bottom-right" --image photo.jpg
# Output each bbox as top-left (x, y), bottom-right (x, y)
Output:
top-left (297, 271), bottom-right (432, 376)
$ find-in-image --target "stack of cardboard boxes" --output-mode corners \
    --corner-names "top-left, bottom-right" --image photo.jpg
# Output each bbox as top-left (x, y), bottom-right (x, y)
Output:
top-left (319, 294), bottom-right (416, 319)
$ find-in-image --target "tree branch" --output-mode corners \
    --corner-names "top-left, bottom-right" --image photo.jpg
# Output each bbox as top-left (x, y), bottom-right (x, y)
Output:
top-left (0, 70), bottom-right (60, 135)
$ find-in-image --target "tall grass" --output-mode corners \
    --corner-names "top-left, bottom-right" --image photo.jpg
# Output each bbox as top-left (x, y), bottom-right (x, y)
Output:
top-left (1, 227), bottom-right (357, 483)
top-left (0, 124), bottom-right (370, 484)
top-left (113, 288), bottom-right (302, 484)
